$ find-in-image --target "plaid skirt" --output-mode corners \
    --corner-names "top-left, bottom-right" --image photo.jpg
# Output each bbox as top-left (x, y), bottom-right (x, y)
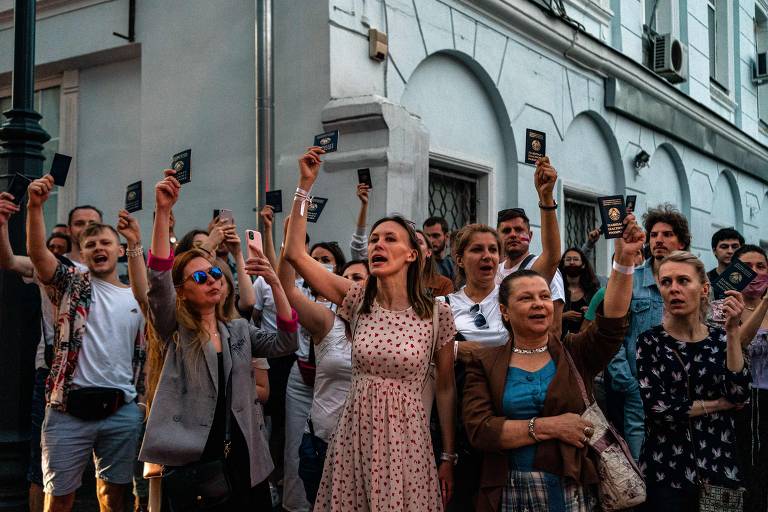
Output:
top-left (501, 470), bottom-right (598, 512)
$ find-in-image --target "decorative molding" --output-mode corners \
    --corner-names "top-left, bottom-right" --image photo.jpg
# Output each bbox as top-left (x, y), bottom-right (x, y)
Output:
top-left (0, 0), bottom-right (114, 30)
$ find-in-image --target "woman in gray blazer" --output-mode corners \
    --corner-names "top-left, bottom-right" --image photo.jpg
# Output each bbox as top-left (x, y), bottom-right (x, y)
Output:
top-left (139, 169), bottom-right (299, 510)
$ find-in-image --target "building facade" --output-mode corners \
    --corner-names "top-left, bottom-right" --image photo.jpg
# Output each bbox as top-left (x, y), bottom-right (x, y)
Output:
top-left (1, 0), bottom-right (767, 275)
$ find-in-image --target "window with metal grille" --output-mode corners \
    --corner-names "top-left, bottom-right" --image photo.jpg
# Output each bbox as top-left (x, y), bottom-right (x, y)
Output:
top-left (564, 195), bottom-right (598, 268)
top-left (428, 167), bottom-right (477, 232)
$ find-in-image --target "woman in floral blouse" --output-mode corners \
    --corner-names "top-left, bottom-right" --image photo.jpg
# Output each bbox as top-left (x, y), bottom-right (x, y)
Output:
top-left (637, 251), bottom-right (750, 511)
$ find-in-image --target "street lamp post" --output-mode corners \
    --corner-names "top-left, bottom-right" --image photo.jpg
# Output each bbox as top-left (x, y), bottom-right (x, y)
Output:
top-left (0, 0), bottom-right (49, 510)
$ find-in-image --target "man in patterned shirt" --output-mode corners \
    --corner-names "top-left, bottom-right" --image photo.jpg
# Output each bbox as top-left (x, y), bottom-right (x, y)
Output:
top-left (26, 175), bottom-right (144, 512)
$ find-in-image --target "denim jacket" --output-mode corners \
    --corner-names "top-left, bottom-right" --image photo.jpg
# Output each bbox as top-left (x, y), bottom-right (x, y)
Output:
top-left (606, 262), bottom-right (664, 391)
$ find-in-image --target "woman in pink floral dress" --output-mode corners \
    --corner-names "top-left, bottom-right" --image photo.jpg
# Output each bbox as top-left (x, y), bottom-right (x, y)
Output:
top-left (284, 147), bottom-right (457, 511)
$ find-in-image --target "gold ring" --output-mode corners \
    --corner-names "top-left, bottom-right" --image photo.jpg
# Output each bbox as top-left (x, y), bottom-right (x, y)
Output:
top-left (584, 426), bottom-right (594, 438)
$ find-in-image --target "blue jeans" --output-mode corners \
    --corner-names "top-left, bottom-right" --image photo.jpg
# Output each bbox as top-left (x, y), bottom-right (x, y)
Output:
top-left (27, 368), bottom-right (50, 485)
top-left (298, 432), bottom-right (328, 505)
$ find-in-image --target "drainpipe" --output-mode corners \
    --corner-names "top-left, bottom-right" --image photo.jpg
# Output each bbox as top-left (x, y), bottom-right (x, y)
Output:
top-left (255, 0), bottom-right (273, 227)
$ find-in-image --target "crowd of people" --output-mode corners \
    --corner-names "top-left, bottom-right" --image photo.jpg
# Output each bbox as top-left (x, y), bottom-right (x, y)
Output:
top-left (0, 146), bottom-right (766, 512)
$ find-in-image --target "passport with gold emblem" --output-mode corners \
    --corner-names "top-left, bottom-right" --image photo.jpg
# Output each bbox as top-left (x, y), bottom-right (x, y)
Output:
top-left (597, 195), bottom-right (626, 239)
top-left (712, 259), bottom-right (756, 300)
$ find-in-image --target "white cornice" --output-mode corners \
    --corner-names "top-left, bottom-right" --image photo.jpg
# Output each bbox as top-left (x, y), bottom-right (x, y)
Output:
top-left (0, 0), bottom-right (113, 30)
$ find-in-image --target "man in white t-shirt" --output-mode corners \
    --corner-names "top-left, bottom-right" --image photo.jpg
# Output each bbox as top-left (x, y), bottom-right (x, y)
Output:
top-left (25, 176), bottom-right (144, 512)
top-left (495, 207), bottom-right (565, 338)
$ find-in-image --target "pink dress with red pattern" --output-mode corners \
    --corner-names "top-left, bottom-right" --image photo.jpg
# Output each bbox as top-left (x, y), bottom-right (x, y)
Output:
top-left (314, 283), bottom-right (455, 511)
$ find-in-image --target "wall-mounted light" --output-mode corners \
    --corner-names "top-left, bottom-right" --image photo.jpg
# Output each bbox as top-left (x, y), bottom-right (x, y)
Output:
top-left (633, 150), bottom-right (650, 170)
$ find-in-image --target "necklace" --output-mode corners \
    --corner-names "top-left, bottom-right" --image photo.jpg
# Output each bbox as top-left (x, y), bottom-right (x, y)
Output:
top-left (512, 345), bottom-right (548, 354)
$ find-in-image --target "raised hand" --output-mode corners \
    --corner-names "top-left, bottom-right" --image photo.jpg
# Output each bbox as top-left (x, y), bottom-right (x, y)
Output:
top-left (356, 183), bottom-right (369, 205)
top-left (28, 175), bottom-right (54, 209)
top-left (155, 169), bottom-right (180, 210)
top-left (224, 225), bottom-right (242, 255)
top-left (0, 192), bottom-right (20, 227)
top-left (298, 146), bottom-right (324, 187)
top-left (259, 205), bottom-right (274, 231)
top-left (244, 249), bottom-right (279, 286)
top-left (534, 157), bottom-right (557, 203)
top-left (617, 213), bottom-right (645, 262)
top-left (723, 290), bottom-right (745, 331)
top-left (117, 210), bottom-right (142, 244)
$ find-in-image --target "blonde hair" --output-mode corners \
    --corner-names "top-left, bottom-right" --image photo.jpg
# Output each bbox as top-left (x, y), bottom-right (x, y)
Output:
top-left (658, 250), bottom-right (710, 321)
top-left (170, 249), bottom-right (231, 374)
top-left (451, 224), bottom-right (502, 288)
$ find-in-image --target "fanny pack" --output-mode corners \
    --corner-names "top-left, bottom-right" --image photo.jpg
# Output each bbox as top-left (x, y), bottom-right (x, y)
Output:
top-left (66, 387), bottom-right (125, 421)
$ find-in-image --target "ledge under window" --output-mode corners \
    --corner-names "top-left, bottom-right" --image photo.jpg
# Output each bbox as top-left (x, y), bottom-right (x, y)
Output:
top-left (710, 80), bottom-right (737, 113)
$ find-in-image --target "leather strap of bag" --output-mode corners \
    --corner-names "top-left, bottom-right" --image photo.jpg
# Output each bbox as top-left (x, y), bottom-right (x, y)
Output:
top-left (422, 302), bottom-right (439, 393)
top-left (558, 339), bottom-right (592, 407)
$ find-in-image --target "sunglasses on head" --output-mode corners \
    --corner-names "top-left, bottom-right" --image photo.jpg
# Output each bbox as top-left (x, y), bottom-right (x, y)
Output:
top-left (469, 303), bottom-right (489, 330)
top-left (184, 266), bottom-right (224, 285)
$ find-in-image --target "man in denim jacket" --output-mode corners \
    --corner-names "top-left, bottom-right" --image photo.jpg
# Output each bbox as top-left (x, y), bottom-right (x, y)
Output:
top-left (606, 204), bottom-right (691, 460)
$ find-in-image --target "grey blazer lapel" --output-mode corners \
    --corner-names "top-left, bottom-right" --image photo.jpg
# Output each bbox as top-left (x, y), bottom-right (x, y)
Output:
top-left (219, 321), bottom-right (233, 387)
top-left (202, 335), bottom-right (219, 393)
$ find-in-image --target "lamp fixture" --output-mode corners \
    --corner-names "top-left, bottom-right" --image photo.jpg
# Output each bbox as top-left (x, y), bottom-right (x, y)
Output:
top-left (633, 150), bottom-right (651, 170)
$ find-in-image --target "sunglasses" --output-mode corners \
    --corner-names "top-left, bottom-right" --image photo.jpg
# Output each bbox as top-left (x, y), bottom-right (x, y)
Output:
top-left (469, 303), bottom-right (489, 330)
top-left (184, 266), bottom-right (224, 285)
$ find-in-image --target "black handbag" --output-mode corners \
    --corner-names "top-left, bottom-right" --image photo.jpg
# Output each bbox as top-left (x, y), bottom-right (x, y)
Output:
top-left (162, 376), bottom-right (234, 511)
top-left (66, 387), bottom-right (124, 421)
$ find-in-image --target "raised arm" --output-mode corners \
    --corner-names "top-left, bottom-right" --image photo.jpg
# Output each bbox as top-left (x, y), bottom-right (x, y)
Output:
top-left (117, 209), bottom-right (148, 308)
top-left (722, 291), bottom-right (746, 374)
top-left (350, 184), bottom-right (369, 260)
top-left (25, 176), bottom-right (59, 283)
top-left (530, 157), bottom-right (560, 284)
top-left (150, 170), bottom-right (179, 259)
top-left (147, 170), bottom-right (182, 339)
top-left (223, 225), bottom-right (256, 313)
top-left (283, 147), bottom-right (352, 306)
top-left (602, 214), bottom-right (644, 318)
top-left (0, 192), bottom-right (34, 277)
top-left (739, 289), bottom-right (768, 348)
top-left (277, 246), bottom-right (335, 342)
top-left (259, 205), bottom-right (278, 268)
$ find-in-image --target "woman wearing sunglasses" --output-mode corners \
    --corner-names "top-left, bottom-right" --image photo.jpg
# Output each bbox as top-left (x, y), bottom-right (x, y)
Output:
top-left (462, 213), bottom-right (644, 511)
top-left (285, 147), bottom-right (457, 511)
top-left (139, 170), bottom-right (299, 510)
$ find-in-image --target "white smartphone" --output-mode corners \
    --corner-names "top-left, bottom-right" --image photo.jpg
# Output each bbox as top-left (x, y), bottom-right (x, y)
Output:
top-left (245, 230), bottom-right (263, 260)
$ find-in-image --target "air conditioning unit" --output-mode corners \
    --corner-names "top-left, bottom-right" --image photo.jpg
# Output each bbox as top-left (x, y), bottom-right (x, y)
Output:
top-left (753, 52), bottom-right (768, 84)
top-left (652, 33), bottom-right (687, 84)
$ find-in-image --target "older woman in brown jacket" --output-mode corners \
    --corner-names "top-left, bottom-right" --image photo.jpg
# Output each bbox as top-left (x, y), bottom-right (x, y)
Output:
top-left (462, 216), bottom-right (644, 512)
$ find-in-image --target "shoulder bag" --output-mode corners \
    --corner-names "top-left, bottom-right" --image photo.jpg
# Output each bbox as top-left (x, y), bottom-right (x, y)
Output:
top-left (668, 347), bottom-right (744, 512)
top-left (161, 375), bottom-right (234, 511)
top-left (560, 342), bottom-right (647, 511)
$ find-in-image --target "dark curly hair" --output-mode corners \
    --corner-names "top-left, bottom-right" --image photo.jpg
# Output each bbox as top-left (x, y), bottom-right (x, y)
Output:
top-left (643, 203), bottom-right (691, 251)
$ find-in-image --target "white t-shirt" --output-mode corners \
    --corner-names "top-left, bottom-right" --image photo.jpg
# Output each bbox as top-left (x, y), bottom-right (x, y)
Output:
top-left (495, 254), bottom-right (565, 302)
top-left (252, 277), bottom-right (277, 333)
top-left (305, 316), bottom-right (352, 442)
top-left (71, 278), bottom-right (144, 402)
top-left (440, 286), bottom-right (508, 347)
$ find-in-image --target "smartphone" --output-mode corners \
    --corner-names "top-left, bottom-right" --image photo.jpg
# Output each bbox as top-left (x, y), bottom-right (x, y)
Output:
top-left (219, 209), bottom-right (234, 224)
top-left (246, 230), bottom-right (263, 260)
